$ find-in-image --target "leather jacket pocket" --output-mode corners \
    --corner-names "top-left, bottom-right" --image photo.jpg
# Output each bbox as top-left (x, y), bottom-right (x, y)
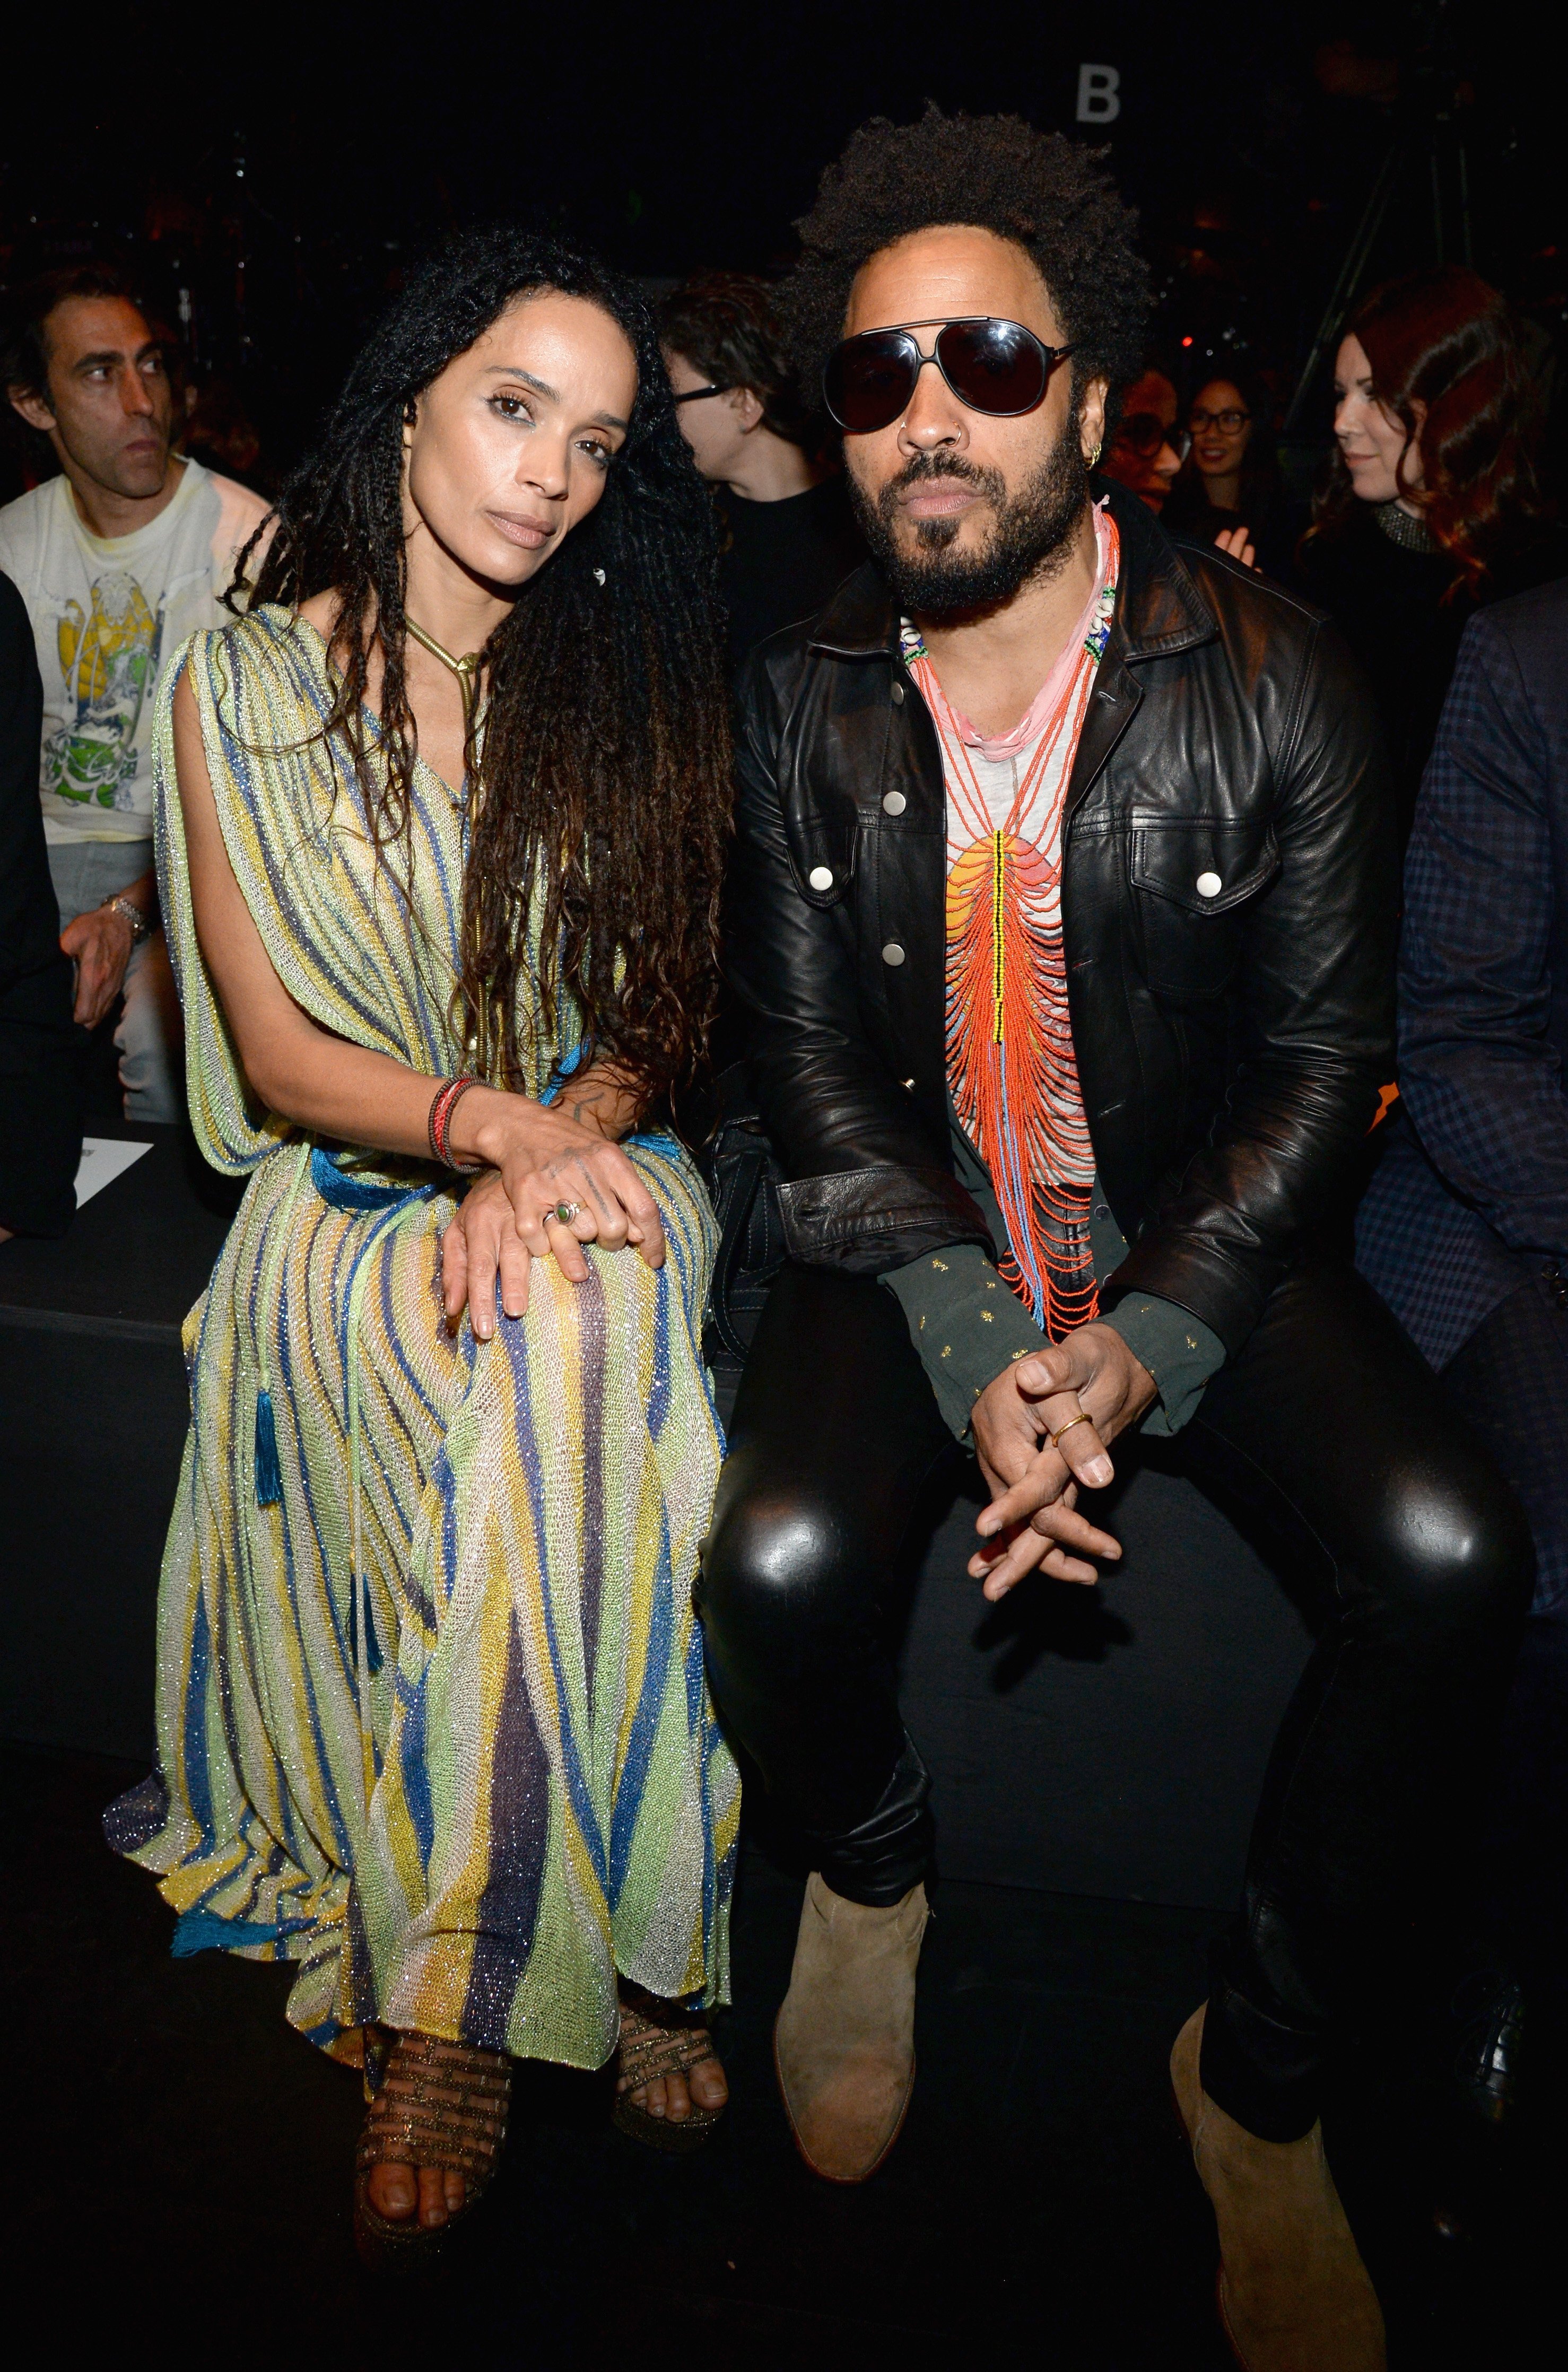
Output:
top-left (782, 809), bottom-right (856, 908)
top-left (1128, 818), bottom-right (1280, 1002)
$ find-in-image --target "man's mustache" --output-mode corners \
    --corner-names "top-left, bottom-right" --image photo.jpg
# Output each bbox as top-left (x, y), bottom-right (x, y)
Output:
top-left (878, 451), bottom-right (1006, 514)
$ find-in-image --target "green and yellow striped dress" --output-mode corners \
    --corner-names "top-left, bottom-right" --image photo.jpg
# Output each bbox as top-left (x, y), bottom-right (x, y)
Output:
top-left (106, 606), bottom-right (738, 2072)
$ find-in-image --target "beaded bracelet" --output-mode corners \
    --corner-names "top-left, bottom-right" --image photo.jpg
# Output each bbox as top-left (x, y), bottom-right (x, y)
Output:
top-left (428, 1075), bottom-right (485, 1172)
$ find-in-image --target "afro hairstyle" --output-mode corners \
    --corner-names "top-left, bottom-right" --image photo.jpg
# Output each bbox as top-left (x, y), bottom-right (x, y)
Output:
top-left (783, 106), bottom-right (1149, 418)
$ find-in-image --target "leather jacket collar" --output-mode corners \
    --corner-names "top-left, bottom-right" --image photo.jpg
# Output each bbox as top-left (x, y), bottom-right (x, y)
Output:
top-left (805, 478), bottom-right (1217, 666)
top-left (727, 467), bottom-right (1395, 1353)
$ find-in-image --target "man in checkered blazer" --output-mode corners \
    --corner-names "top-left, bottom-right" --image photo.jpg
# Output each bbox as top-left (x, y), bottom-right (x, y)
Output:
top-left (1358, 574), bottom-right (1568, 1619)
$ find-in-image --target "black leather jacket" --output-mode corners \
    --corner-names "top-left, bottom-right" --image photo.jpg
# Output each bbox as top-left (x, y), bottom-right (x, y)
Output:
top-left (725, 482), bottom-right (1396, 1358)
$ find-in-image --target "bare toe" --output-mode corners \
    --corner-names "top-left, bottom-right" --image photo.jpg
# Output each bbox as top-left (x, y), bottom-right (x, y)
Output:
top-left (417, 2165), bottom-right (448, 2229)
top-left (690, 2053), bottom-right (728, 2112)
top-left (443, 2168), bottom-right (466, 2217)
top-left (368, 2161), bottom-right (417, 2222)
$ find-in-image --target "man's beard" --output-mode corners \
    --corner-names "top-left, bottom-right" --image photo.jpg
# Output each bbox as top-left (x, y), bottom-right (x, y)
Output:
top-left (849, 429), bottom-right (1090, 618)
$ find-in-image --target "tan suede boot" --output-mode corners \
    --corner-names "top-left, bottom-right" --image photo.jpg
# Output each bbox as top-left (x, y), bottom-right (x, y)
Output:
top-left (1171, 2005), bottom-right (1387, 2371)
top-left (773, 1871), bottom-right (928, 2182)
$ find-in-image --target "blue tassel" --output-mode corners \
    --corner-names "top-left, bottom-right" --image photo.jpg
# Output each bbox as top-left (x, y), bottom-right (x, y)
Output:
top-left (172, 1908), bottom-right (282, 1958)
top-left (254, 1388), bottom-right (282, 1506)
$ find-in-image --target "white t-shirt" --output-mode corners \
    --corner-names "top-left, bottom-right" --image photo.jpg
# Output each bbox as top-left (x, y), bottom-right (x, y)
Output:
top-left (0, 459), bottom-right (271, 843)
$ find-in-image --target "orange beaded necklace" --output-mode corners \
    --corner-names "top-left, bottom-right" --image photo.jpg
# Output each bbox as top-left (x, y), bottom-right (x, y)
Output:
top-left (902, 511), bottom-right (1118, 1335)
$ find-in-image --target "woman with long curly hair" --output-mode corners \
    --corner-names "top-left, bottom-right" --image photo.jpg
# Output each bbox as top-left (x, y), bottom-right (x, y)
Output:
top-left (103, 226), bottom-right (740, 2261)
top-left (1299, 265), bottom-right (1566, 839)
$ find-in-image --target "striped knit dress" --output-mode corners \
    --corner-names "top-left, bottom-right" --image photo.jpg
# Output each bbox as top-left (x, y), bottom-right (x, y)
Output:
top-left (105, 606), bottom-right (738, 2074)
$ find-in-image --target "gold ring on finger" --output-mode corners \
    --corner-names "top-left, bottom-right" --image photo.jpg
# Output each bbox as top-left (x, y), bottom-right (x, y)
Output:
top-left (550, 1201), bottom-right (582, 1225)
top-left (1049, 1411), bottom-right (1093, 1450)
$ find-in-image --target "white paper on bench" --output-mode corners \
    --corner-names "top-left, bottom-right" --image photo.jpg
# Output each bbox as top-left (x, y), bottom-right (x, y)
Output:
top-left (74, 1137), bottom-right (153, 1208)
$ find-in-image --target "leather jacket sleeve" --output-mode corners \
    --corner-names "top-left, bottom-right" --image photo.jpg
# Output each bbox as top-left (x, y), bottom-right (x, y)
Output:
top-left (726, 639), bottom-right (992, 1271)
top-left (1101, 614), bottom-right (1397, 1348)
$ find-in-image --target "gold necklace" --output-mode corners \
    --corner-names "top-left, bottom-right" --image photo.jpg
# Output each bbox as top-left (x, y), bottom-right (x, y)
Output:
top-left (404, 613), bottom-right (483, 729)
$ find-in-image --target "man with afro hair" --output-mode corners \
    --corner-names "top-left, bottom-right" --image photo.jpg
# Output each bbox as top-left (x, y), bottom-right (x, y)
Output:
top-left (699, 110), bottom-right (1528, 2366)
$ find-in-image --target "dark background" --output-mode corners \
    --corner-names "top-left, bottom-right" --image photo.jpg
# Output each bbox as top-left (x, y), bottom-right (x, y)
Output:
top-left (3, 0), bottom-right (1563, 493)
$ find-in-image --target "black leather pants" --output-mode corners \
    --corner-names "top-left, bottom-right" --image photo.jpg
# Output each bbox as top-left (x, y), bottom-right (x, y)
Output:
top-left (699, 1260), bottom-right (1534, 2142)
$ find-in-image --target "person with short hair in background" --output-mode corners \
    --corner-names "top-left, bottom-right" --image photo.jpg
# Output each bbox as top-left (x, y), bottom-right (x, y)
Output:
top-left (181, 374), bottom-right (266, 493)
top-left (1098, 362), bottom-right (1183, 513)
top-left (661, 271), bottom-right (865, 670)
top-left (0, 566), bottom-right (81, 1242)
top-left (0, 264), bottom-right (271, 1120)
top-left (1298, 266), bottom-right (1568, 843)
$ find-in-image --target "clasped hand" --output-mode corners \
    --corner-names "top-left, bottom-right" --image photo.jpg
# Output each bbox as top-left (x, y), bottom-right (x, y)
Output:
top-left (967, 1321), bottom-right (1158, 1600)
top-left (440, 1090), bottom-right (665, 1338)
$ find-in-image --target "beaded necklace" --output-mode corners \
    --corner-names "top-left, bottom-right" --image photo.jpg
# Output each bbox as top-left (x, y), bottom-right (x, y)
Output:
top-left (901, 517), bottom-right (1118, 1335)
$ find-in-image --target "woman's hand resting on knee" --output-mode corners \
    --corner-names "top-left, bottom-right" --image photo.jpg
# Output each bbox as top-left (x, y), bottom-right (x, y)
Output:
top-left (440, 1072), bottom-right (665, 1338)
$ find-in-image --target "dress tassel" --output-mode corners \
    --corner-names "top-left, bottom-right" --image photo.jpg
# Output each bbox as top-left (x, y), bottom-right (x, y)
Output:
top-left (254, 1388), bottom-right (282, 1507)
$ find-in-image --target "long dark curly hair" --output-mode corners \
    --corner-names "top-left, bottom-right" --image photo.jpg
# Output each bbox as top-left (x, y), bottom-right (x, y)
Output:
top-left (1309, 266), bottom-right (1545, 594)
top-left (781, 107), bottom-right (1149, 422)
top-left (238, 226), bottom-right (732, 1107)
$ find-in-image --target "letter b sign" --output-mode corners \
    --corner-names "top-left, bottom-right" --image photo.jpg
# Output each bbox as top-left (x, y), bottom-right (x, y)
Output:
top-left (1076, 64), bottom-right (1121, 124)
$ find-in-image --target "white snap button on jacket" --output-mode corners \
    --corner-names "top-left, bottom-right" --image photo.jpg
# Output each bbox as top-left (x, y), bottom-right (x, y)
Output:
top-left (882, 941), bottom-right (906, 966)
top-left (891, 681), bottom-right (905, 704)
top-left (808, 865), bottom-right (834, 891)
top-left (1196, 871), bottom-right (1222, 898)
top-left (882, 791), bottom-right (907, 816)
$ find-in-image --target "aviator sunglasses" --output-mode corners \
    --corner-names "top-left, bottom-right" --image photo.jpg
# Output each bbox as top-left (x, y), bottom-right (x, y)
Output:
top-left (823, 317), bottom-right (1075, 435)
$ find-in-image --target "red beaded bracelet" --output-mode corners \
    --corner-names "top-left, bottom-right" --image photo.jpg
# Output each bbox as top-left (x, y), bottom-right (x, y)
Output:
top-left (428, 1075), bottom-right (485, 1172)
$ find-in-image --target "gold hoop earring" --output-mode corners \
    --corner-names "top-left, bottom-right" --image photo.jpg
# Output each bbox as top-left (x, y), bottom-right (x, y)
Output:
top-left (1087, 440), bottom-right (1103, 468)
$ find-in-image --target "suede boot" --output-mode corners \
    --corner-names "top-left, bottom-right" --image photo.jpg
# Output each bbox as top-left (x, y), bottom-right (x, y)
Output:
top-left (773, 1871), bottom-right (928, 2182)
top-left (1171, 2005), bottom-right (1387, 2371)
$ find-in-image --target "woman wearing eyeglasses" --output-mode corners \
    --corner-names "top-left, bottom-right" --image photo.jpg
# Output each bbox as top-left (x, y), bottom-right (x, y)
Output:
top-left (1163, 370), bottom-right (1294, 578)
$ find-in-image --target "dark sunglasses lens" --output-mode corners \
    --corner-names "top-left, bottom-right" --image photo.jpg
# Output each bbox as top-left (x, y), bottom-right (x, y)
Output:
top-left (937, 319), bottom-right (1048, 414)
top-left (824, 333), bottom-right (916, 433)
top-left (1121, 413), bottom-right (1170, 456)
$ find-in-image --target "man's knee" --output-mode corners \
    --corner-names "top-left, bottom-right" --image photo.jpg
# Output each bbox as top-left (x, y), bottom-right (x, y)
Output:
top-left (1368, 1455), bottom-right (1535, 1637)
top-left (701, 1468), bottom-right (865, 1665)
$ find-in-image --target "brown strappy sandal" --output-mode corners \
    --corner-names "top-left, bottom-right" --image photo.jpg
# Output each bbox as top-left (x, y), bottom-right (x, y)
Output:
top-left (352, 2028), bottom-right (512, 2268)
top-left (612, 1987), bottom-right (727, 2155)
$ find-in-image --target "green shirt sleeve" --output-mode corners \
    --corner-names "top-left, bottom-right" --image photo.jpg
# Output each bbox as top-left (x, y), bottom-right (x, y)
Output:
top-left (878, 1104), bottom-right (1227, 1442)
top-left (1095, 1294), bottom-right (1226, 1434)
top-left (881, 1243), bottom-right (1044, 1437)
top-left (1088, 1191), bottom-right (1226, 1435)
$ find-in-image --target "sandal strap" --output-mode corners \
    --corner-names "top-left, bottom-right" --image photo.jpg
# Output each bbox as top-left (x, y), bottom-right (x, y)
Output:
top-left (616, 2002), bottom-right (717, 2089)
top-left (356, 2029), bottom-right (512, 2182)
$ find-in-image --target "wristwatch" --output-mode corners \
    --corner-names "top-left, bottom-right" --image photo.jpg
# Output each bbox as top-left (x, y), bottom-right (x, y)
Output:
top-left (102, 894), bottom-right (153, 947)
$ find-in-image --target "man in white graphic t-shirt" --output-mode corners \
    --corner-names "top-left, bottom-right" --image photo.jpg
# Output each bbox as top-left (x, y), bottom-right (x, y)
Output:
top-left (0, 265), bottom-right (270, 1119)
